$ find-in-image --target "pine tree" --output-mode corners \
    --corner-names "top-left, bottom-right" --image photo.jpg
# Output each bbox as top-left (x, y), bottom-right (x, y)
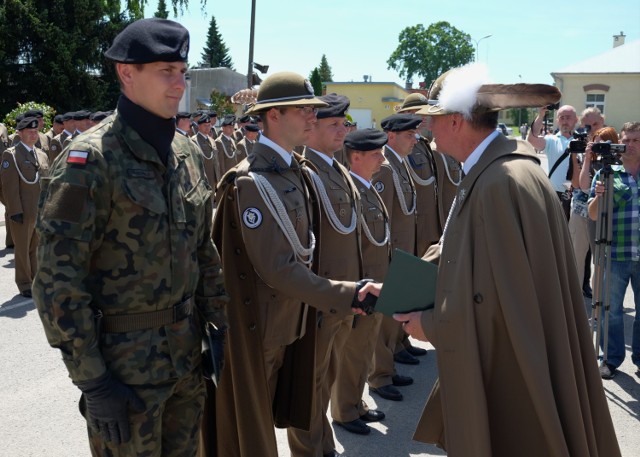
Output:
top-left (154, 0), bottom-right (170, 18)
top-left (200, 16), bottom-right (234, 70)
top-left (317, 54), bottom-right (333, 82)
top-left (309, 68), bottom-right (323, 95)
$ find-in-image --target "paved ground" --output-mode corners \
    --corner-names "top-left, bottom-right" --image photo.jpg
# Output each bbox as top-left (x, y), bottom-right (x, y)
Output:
top-left (0, 151), bottom-right (638, 456)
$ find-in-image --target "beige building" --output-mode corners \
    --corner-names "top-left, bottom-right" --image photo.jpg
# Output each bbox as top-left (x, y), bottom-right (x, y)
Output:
top-left (551, 35), bottom-right (640, 131)
top-left (324, 81), bottom-right (410, 128)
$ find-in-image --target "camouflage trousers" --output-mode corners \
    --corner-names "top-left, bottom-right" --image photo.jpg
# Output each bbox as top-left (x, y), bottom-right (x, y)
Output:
top-left (83, 367), bottom-right (205, 457)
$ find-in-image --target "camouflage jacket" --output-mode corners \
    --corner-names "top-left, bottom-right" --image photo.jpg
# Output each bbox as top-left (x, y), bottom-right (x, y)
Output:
top-left (33, 113), bottom-right (227, 384)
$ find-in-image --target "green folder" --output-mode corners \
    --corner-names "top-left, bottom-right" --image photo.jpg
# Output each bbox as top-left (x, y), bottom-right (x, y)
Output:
top-left (375, 249), bottom-right (438, 316)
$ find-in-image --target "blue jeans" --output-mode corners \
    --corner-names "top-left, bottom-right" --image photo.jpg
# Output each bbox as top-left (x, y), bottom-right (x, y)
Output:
top-left (600, 260), bottom-right (640, 368)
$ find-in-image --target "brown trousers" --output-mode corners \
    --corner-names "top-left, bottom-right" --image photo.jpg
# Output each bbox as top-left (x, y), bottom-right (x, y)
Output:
top-left (9, 218), bottom-right (37, 292)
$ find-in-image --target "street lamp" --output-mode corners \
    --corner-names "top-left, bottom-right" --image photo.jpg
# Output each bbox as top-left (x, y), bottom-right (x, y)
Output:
top-left (473, 34), bottom-right (492, 62)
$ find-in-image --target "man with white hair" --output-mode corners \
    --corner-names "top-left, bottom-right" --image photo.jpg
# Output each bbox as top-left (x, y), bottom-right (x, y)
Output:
top-left (391, 63), bottom-right (620, 456)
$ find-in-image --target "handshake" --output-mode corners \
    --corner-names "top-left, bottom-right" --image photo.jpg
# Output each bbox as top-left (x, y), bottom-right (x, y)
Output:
top-left (352, 279), bottom-right (380, 315)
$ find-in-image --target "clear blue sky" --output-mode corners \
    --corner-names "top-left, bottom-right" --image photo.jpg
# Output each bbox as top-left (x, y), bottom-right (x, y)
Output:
top-left (144, 0), bottom-right (640, 86)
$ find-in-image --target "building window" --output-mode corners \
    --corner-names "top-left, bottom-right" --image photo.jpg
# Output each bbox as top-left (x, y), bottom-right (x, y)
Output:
top-left (585, 93), bottom-right (605, 114)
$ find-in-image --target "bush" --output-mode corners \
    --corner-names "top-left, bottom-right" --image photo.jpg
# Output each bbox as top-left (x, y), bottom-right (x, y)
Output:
top-left (3, 101), bottom-right (56, 134)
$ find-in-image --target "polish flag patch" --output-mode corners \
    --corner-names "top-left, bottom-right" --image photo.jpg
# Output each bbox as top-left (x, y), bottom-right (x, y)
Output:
top-left (67, 150), bottom-right (89, 165)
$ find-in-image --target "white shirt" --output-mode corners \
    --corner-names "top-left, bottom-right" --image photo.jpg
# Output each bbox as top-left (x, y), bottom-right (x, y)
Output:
top-left (350, 171), bottom-right (371, 189)
top-left (308, 148), bottom-right (334, 167)
top-left (463, 130), bottom-right (500, 175)
top-left (258, 135), bottom-right (292, 166)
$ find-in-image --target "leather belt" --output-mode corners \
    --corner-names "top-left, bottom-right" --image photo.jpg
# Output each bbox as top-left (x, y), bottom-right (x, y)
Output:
top-left (100, 297), bottom-right (193, 333)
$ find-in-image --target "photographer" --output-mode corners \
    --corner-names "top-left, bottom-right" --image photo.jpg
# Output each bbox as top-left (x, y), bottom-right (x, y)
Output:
top-left (588, 121), bottom-right (640, 379)
top-left (528, 105), bottom-right (579, 220)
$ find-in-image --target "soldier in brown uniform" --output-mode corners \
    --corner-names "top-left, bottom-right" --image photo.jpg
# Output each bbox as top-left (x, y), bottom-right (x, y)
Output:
top-left (215, 114), bottom-right (238, 175)
top-left (235, 122), bottom-right (259, 161)
top-left (175, 111), bottom-right (192, 137)
top-left (203, 72), bottom-right (377, 457)
top-left (48, 112), bottom-right (76, 162)
top-left (331, 128), bottom-right (391, 436)
top-left (368, 114), bottom-right (420, 401)
top-left (233, 114), bottom-right (251, 143)
top-left (191, 114), bottom-right (220, 193)
top-left (0, 117), bottom-right (50, 296)
top-left (44, 114), bottom-right (64, 151)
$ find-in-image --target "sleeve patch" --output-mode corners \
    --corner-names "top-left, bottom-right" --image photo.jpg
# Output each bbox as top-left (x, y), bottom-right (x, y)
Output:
top-left (67, 150), bottom-right (89, 165)
top-left (2, 160), bottom-right (9, 169)
top-left (42, 182), bottom-right (88, 223)
top-left (242, 207), bottom-right (263, 229)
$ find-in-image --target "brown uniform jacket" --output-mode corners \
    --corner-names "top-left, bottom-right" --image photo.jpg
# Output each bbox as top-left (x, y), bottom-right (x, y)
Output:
top-left (372, 146), bottom-right (417, 255)
top-left (191, 132), bottom-right (220, 190)
top-left (235, 137), bottom-right (253, 162)
top-left (0, 143), bottom-right (50, 219)
top-left (215, 134), bottom-right (238, 176)
top-left (206, 141), bottom-right (357, 457)
top-left (418, 135), bottom-right (620, 456)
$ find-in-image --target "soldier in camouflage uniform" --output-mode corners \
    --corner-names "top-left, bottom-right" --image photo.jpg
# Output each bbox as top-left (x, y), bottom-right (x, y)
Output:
top-left (33, 18), bottom-right (227, 457)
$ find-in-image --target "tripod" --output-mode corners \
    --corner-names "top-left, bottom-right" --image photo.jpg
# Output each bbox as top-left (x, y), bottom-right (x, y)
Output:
top-left (590, 158), bottom-right (617, 364)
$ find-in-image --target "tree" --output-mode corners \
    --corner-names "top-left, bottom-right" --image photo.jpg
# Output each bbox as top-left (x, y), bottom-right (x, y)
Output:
top-left (387, 21), bottom-right (474, 88)
top-left (317, 54), bottom-right (333, 82)
top-left (209, 90), bottom-right (234, 116)
top-left (200, 16), bottom-right (234, 69)
top-left (154, 0), bottom-right (170, 18)
top-left (309, 68), bottom-right (323, 95)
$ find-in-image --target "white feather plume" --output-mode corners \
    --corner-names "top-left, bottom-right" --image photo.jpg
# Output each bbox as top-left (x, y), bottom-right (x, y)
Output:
top-left (439, 63), bottom-right (491, 119)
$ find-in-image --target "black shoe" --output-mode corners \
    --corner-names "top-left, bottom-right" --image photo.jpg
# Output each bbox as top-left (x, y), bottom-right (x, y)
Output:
top-left (370, 385), bottom-right (403, 401)
top-left (599, 363), bottom-right (616, 380)
top-left (360, 409), bottom-right (385, 422)
top-left (20, 289), bottom-right (32, 298)
top-left (394, 349), bottom-right (419, 365)
top-left (392, 374), bottom-right (414, 386)
top-left (5, 244), bottom-right (14, 249)
top-left (333, 418), bottom-right (371, 435)
top-left (323, 450), bottom-right (342, 457)
top-left (405, 345), bottom-right (427, 356)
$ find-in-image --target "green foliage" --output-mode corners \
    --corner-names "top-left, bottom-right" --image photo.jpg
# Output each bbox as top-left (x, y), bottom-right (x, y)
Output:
top-left (209, 90), bottom-right (234, 116)
top-left (507, 108), bottom-right (535, 126)
top-left (200, 15), bottom-right (234, 69)
top-left (154, 0), bottom-right (170, 18)
top-left (3, 101), bottom-right (55, 134)
top-left (317, 54), bottom-right (333, 82)
top-left (387, 21), bottom-right (474, 88)
top-left (309, 68), bottom-right (323, 95)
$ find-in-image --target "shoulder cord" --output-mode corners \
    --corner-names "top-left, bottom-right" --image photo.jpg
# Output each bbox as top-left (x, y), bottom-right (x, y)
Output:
top-left (406, 159), bottom-right (436, 186)
top-left (359, 210), bottom-right (389, 247)
top-left (307, 168), bottom-right (357, 235)
top-left (390, 161), bottom-right (416, 215)
top-left (219, 137), bottom-right (236, 159)
top-left (199, 136), bottom-right (214, 160)
top-left (439, 153), bottom-right (462, 186)
top-left (249, 171), bottom-right (315, 265)
top-left (10, 150), bottom-right (39, 185)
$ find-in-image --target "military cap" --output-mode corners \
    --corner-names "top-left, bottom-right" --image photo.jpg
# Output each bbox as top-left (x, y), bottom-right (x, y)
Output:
top-left (16, 113), bottom-right (25, 123)
top-left (244, 72), bottom-right (328, 115)
top-left (53, 114), bottom-right (64, 124)
top-left (208, 111), bottom-right (218, 118)
top-left (62, 112), bottom-right (75, 121)
top-left (73, 110), bottom-right (91, 120)
top-left (197, 114), bottom-right (211, 124)
top-left (17, 117), bottom-right (39, 130)
top-left (398, 93), bottom-right (429, 113)
top-left (316, 93), bottom-right (350, 119)
top-left (176, 111), bottom-right (191, 119)
top-left (221, 115), bottom-right (236, 126)
top-left (380, 114), bottom-right (422, 132)
top-left (238, 115), bottom-right (252, 123)
top-left (344, 129), bottom-right (388, 151)
top-left (90, 111), bottom-right (108, 122)
top-left (105, 18), bottom-right (189, 64)
top-left (244, 123), bottom-right (260, 133)
top-left (24, 109), bottom-right (44, 118)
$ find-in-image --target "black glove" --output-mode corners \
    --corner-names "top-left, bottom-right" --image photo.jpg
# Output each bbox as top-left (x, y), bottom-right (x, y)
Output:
top-left (75, 371), bottom-right (145, 445)
top-left (353, 279), bottom-right (378, 315)
top-left (202, 322), bottom-right (226, 387)
top-left (10, 213), bottom-right (23, 224)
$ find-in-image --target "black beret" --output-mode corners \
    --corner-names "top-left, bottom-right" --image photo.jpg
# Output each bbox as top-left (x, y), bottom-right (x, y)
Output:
top-left (105, 18), bottom-right (189, 64)
top-left (73, 110), bottom-right (91, 120)
top-left (16, 113), bottom-right (25, 122)
top-left (17, 117), bottom-right (39, 130)
top-left (380, 114), bottom-right (422, 132)
top-left (24, 109), bottom-right (44, 118)
top-left (209, 111), bottom-right (218, 118)
top-left (62, 112), bottom-right (75, 121)
top-left (238, 115), bottom-right (252, 123)
top-left (317, 93), bottom-right (350, 119)
top-left (176, 111), bottom-right (191, 119)
top-left (344, 129), bottom-right (388, 151)
top-left (197, 114), bottom-right (211, 124)
top-left (221, 115), bottom-right (236, 126)
top-left (90, 111), bottom-right (108, 122)
top-left (53, 114), bottom-right (64, 124)
top-left (244, 123), bottom-right (260, 133)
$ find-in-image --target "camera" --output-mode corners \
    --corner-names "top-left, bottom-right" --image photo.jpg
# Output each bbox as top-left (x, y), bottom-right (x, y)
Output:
top-left (592, 142), bottom-right (626, 155)
top-left (546, 102), bottom-right (560, 111)
top-left (568, 126), bottom-right (591, 152)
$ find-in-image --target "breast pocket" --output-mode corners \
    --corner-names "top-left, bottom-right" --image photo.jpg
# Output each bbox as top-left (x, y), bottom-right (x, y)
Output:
top-left (326, 184), bottom-right (353, 226)
top-left (123, 179), bottom-right (167, 215)
top-left (283, 192), bottom-right (309, 234)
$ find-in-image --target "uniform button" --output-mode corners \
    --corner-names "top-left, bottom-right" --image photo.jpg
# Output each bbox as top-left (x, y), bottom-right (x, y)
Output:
top-left (239, 273), bottom-right (247, 280)
top-left (244, 299), bottom-right (251, 305)
top-left (249, 324), bottom-right (257, 331)
top-left (235, 248), bottom-right (242, 255)
top-left (271, 294), bottom-right (276, 299)
top-left (329, 309), bottom-right (337, 314)
top-left (473, 293), bottom-right (483, 304)
top-left (231, 221), bottom-right (237, 229)
top-left (339, 208), bottom-right (345, 216)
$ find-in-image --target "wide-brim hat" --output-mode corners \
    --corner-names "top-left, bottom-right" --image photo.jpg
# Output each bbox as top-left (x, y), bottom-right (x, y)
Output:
top-left (397, 93), bottom-right (429, 113)
top-left (244, 72), bottom-right (328, 115)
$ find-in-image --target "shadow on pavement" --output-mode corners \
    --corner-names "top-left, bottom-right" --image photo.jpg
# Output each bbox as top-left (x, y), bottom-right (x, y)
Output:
top-left (0, 294), bottom-right (35, 319)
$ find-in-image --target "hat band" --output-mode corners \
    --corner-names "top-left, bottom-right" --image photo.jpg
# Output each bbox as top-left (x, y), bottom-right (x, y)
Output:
top-left (257, 94), bottom-right (316, 104)
top-left (428, 99), bottom-right (440, 105)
